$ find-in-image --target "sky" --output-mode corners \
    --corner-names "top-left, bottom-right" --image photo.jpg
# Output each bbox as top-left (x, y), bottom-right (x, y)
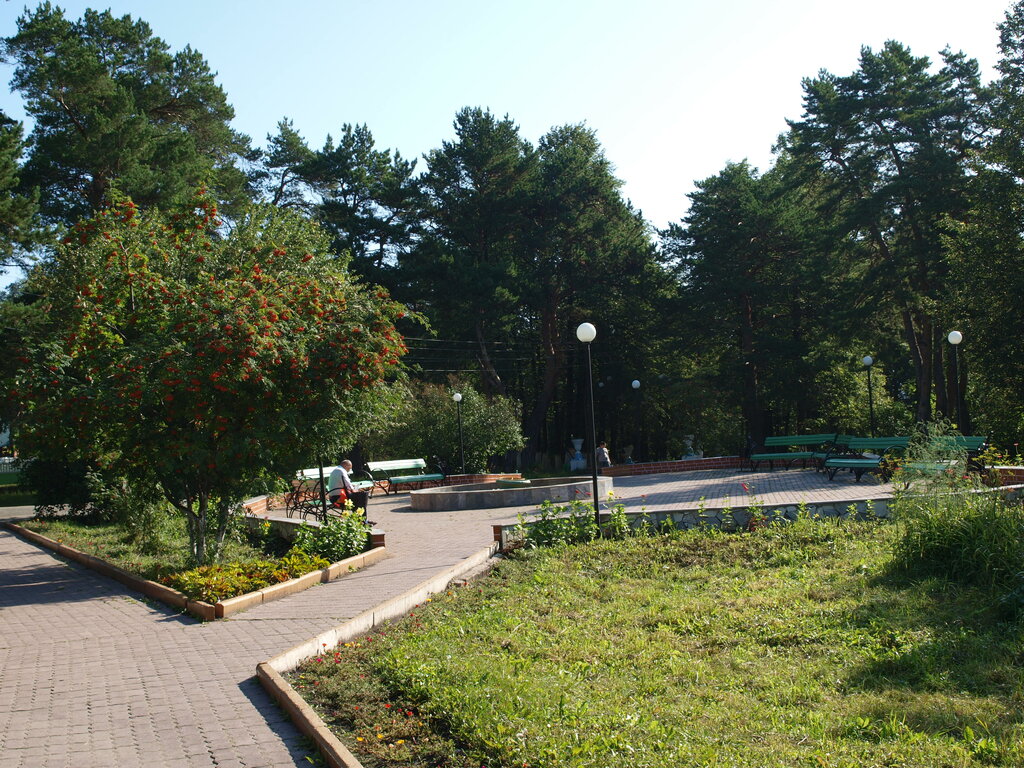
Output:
top-left (0, 0), bottom-right (1016, 255)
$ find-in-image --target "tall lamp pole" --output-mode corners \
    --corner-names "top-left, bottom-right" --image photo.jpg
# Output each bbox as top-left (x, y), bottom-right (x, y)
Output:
top-left (452, 392), bottom-right (465, 474)
top-left (631, 379), bottom-right (641, 461)
top-left (947, 331), bottom-right (963, 428)
top-left (862, 356), bottom-right (875, 438)
top-left (576, 322), bottom-right (600, 528)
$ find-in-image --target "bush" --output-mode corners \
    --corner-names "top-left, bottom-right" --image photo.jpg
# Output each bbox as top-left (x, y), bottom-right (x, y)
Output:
top-left (514, 499), bottom-right (599, 548)
top-left (20, 457), bottom-right (94, 516)
top-left (293, 509), bottom-right (370, 562)
top-left (84, 470), bottom-right (174, 553)
top-left (361, 382), bottom-right (524, 473)
top-left (892, 422), bottom-right (1024, 616)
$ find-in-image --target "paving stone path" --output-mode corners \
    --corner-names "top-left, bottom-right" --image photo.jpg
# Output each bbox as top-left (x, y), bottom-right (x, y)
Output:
top-left (0, 469), bottom-right (891, 768)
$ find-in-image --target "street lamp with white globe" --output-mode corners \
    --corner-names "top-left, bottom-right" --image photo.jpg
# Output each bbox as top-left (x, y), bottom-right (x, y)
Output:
top-left (948, 331), bottom-right (963, 428)
top-left (576, 322), bottom-right (600, 526)
top-left (452, 392), bottom-right (465, 475)
top-left (862, 356), bottom-right (875, 437)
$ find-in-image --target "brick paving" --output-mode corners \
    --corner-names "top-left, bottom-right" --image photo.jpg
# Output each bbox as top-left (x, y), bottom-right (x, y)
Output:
top-left (0, 468), bottom-right (892, 767)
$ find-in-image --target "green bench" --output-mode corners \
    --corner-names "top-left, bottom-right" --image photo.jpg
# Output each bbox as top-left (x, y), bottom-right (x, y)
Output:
top-left (824, 437), bottom-right (910, 482)
top-left (749, 433), bottom-right (838, 471)
top-left (365, 458), bottom-right (445, 495)
top-left (811, 434), bottom-right (855, 470)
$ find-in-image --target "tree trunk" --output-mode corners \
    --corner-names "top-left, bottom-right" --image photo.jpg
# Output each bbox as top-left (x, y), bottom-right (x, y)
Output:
top-left (933, 325), bottom-right (948, 418)
top-left (521, 299), bottom-right (565, 469)
top-left (474, 321), bottom-right (506, 396)
top-left (740, 293), bottom-right (764, 445)
top-left (902, 309), bottom-right (931, 423)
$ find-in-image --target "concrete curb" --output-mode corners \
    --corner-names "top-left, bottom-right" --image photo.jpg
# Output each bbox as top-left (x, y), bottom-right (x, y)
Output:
top-left (256, 542), bottom-right (499, 768)
top-left (256, 663), bottom-right (363, 768)
top-left (3, 521), bottom-right (389, 621)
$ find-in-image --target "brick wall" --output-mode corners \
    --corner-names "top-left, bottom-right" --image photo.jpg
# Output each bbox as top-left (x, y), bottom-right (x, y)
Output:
top-left (600, 456), bottom-right (743, 477)
top-left (991, 466), bottom-right (1024, 486)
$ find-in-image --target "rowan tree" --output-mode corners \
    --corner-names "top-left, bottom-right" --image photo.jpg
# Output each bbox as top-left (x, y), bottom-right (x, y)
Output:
top-left (4, 191), bottom-right (406, 563)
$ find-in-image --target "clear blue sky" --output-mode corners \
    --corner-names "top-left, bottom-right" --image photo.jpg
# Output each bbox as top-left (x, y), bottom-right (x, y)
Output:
top-left (0, 0), bottom-right (1015, 230)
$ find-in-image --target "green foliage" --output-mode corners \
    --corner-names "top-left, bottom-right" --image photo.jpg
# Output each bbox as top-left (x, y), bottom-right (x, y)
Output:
top-left (19, 457), bottom-right (94, 516)
top-left (0, 111), bottom-right (39, 269)
top-left (787, 42), bottom-right (987, 424)
top-left (3, 193), bottom-right (406, 563)
top-left (161, 547), bottom-right (329, 603)
top-left (514, 498), bottom-right (599, 548)
top-left (892, 423), bottom-right (1024, 616)
top-left (83, 470), bottom-right (173, 553)
top-left (893, 489), bottom-right (1024, 618)
top-left (362, 382), bottom-right (524, 473)
top-left (295, 520), bottom-right (1024, 767)
top-left (292, 510), bottom-right (370, 563)
top-left (3, 3), bottom-right (251, 223)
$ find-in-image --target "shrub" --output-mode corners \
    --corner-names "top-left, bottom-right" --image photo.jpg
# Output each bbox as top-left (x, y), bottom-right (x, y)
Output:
top-left (514, 499), bottom-right (599, 548)
top-left (84, 470), bottom-right (174, 553)
top-left (892, 422), bottom-right (1024, 616)
top-left (361, 382), bottom-right (524, 473)
top-left (293, 508), bottom-right (370, 562)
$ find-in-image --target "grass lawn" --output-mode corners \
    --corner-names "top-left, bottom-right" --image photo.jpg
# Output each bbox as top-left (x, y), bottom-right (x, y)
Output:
top-left (291, 518), bottom-right (1023, 768)
top-left (18, 515), bottom-right (287, 582)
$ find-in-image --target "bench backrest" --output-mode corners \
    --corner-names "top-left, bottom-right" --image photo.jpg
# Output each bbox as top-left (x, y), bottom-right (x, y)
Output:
top-left (366, 458), bottom-right (427, 474)
top-left (299, 466), bottom-right (343, 479)
top-left (846, 437), bottom-right (910, 453)
top-left (763, 433), bottom-right (836, 448)
top-left (928, 436), bottom-right (987, 452)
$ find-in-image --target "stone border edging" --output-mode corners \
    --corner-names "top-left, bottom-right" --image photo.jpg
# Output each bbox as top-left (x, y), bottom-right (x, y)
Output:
top-left (256, 542), bottom-right (500, 768)
top-left (3, 521), bottom-right (388, 621)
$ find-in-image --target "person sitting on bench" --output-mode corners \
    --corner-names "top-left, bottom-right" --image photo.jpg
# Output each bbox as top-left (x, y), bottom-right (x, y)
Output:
top-left (328, 460), bottom-right (369, 516)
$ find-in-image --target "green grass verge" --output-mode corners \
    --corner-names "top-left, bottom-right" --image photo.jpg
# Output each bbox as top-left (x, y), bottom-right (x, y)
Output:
top-left (291, 518), bottom-right (1024, 767)
top-left (18, 515), bottom-right (287, 583)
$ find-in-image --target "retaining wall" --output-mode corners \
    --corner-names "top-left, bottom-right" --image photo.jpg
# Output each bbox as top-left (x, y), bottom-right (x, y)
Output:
top-left (600, 456), bottom-right (743, 477)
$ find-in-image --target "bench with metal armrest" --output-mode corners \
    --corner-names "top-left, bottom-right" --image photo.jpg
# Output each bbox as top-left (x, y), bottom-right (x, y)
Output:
top-left (748, 433), bottom-right (838, 471)
top-left (364, 458), bottom-right (445, 495)
top-left (824, 437), bottom-right (911, 481)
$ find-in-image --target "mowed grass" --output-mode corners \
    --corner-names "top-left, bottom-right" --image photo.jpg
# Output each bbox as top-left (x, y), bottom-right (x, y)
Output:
top-left (292, 518), bottom-right (1024, 768)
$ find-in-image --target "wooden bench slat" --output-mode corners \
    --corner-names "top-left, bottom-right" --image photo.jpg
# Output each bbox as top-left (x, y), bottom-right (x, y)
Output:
top-left (749, 434), bottom-right (838, 471)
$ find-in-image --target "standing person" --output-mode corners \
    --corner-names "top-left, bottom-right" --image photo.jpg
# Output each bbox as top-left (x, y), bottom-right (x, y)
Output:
top-left (328, 460), bottom-right (370, 519)
top-left (596, 441), bottom-right (612, 470)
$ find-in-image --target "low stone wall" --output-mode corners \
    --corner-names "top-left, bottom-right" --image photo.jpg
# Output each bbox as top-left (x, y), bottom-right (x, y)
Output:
top-left (990, 466), bottom-right (1024, 486)
top-left (411, 476), bottom-right (613, 512)
top-left (444, 473), bottom-right (522, 486)
top-left (494, 497), bottom-right (890, 548)
top-left (600, 456), bottom-right (743, 477)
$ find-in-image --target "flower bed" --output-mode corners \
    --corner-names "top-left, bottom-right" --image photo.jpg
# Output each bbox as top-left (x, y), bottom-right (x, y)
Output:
top-left (7, 511), bottom-right (386, 620)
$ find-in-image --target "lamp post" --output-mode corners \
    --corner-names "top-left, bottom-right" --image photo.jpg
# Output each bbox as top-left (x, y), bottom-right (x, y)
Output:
top-left (862, 356), bottom-right (875, 437)
top-left (576, 322), bottom-right (600, 528)
top-left (452, 392), bottom-right (465, 475)
top-left (631, 379), bottom-right (641, 462)
top-left (947, 331), bottom-right (963, 428)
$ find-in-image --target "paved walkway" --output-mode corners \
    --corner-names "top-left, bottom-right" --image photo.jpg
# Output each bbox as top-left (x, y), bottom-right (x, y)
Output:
top-left (0, 469), bottom-right (892, 768)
